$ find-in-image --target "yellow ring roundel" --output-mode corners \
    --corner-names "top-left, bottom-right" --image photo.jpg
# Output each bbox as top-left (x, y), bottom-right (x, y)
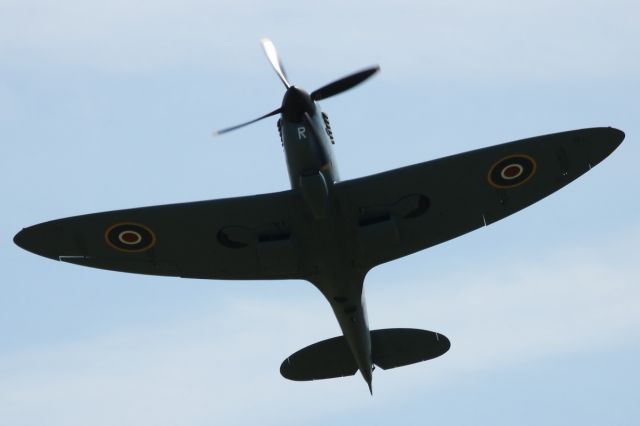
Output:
top-left (487, 154), bottom-right (537, 189)
top-left (105, 222), bottom-right (156, 252)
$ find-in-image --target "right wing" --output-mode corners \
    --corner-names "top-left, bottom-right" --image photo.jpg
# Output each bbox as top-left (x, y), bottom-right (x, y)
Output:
top-left (334, 127), bottom-right (624, 269)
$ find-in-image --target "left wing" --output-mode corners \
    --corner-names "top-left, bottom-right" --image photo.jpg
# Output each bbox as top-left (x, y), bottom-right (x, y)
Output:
top-left (334, 127), bottom-right (624, 269)
top-left (14, 190), bottom-right (311, 280)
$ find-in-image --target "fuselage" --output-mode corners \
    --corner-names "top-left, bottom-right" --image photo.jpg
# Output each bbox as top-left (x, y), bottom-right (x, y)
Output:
top-left (278, 86), bottom-right (373, 391)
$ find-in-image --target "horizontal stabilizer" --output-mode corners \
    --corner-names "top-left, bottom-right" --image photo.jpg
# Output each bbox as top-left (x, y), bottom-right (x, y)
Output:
top-left (280, 335), bottom-right (358, 381)
top-left (280, 328), bottom-right (450, 381)
top-left (371, 328), bottom-right (450, 370)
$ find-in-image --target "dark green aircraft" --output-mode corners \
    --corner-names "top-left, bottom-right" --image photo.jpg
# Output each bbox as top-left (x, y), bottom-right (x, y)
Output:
top-left (14, 39), bottom-right (625, 394)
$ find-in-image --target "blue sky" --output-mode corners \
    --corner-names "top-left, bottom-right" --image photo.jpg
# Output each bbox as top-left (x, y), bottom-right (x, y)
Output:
top-left (2, 1), bottom-right (639, 425)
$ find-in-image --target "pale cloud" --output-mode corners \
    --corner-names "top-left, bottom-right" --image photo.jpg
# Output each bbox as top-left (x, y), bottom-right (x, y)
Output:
top-left (370, 226), bottom-right (640, 378)
top-left (1, 0), bottom-right (638, 78)
top-left (1, 2), bottom-right (637, 424)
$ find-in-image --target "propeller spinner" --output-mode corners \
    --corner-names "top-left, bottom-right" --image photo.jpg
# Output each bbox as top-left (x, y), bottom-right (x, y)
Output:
top-left (214, 38), bottom-right (379, 136)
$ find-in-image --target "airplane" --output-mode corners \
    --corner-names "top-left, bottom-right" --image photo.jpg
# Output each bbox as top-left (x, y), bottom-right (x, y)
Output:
top-left (14, 38), bottom-right (625, 394)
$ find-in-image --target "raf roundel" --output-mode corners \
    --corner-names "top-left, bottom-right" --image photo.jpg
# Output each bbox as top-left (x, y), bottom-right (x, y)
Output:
top-left (488, 154), bottom-right (537, 189)
top-left (105, 223), bottom-right (156, 252)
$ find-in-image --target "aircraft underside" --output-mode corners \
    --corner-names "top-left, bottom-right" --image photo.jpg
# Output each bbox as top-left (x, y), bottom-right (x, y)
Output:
top-left (13, 38), bottom-right (624, 393)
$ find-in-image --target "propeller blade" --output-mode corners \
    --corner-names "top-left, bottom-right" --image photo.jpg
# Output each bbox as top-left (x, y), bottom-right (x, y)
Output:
top-left (213, 107), bottom-right (282, 137)
top-left (260, 38), bottom-right (291, 89)
top-left (311, 65), bottom-right (380, 101)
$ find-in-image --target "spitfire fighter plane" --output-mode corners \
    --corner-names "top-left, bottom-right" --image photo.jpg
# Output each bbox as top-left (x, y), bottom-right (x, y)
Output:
top-left (14, 39), bottom-right (625, 393)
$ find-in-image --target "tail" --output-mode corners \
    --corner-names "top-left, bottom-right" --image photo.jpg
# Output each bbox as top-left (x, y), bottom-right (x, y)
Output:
top-left (280, 328), bottom-right (450, 384)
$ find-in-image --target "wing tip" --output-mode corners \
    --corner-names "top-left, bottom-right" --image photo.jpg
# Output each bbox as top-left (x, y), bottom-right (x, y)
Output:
top-left (588, 126), bottom-right (625, 165)
top-left (13, 226), bottom-right (61, 261)
top-left (607, 126), bottom-right (625, 144)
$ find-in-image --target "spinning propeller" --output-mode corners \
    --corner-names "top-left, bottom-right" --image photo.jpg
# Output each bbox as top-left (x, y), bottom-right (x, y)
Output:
top-left (214, 38), bottom-right (379, 136)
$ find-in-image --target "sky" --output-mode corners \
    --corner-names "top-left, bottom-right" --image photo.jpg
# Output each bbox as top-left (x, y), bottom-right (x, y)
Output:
top-left (1, 0), bottom-right (639, 424)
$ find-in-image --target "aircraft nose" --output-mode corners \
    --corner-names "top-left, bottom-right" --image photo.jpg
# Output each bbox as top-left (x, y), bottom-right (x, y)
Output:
top-left (281, 86), bottom-right (315, 122)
